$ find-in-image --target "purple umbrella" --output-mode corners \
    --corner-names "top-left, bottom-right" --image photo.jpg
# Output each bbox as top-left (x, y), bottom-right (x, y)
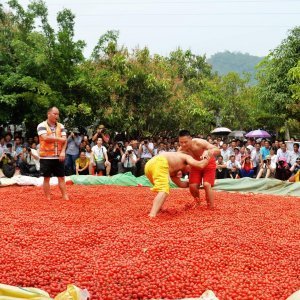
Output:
top-left (245, 129), bottom-right (271, 138)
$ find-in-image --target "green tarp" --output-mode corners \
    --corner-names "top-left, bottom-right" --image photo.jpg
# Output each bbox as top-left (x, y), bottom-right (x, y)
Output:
top-left (70, 173), bottom-right (300, 197)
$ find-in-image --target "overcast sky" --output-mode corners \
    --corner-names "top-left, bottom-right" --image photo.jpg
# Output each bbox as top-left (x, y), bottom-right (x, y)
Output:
top-left (6, 0), bottom-right (300, 58)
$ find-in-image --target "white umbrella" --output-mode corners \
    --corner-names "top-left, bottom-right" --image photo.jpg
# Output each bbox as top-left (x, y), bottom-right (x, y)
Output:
top-left (211, 127), bottom-right (232, 135)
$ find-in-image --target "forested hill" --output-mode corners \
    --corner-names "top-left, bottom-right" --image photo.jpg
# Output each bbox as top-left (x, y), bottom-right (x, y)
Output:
top-left (207, 51), bottom-right (264, 84)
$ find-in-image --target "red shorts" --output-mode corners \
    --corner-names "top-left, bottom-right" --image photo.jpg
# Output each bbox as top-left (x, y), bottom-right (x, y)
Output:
top-left (189, 156), bottom-right (216, 186)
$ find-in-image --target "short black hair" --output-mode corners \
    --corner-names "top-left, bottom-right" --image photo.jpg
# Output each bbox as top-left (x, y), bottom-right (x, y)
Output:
top-left (179, 130), bottom-right (191, 137)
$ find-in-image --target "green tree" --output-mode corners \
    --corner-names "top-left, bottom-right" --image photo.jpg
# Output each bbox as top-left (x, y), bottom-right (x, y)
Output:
top-left (256, 26), bottom-right (300, 138)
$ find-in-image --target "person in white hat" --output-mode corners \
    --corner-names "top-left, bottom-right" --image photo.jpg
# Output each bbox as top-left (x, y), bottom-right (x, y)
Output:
top-left (120, 145), bottom-right (137, 174)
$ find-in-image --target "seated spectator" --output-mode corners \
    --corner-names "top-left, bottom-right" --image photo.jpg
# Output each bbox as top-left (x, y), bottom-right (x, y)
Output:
top-left (288, 157), bottom-right (300, 182)
top-left (240, 156), bottom-right (254, 178)
top-left (120, 145), bottom-right (137, 175)
top-left (85, 144), bottom-right (92, 159)
top-left (75, 151), bottom-right (90, 175)
top-left (256, 155), bottom-right (274, 179)
top-left (91, 137), bottom-right (111, 176)
top-left (275, 157), bottom-right (291, 181)
top-left (215, 155), bottom-right (227, 179)
top-left (226, 154), bottom-right (241, 179)
top-left (0, 143), bottom-right (16, 178)
top-left (19, 143), bottom-right (40, 176)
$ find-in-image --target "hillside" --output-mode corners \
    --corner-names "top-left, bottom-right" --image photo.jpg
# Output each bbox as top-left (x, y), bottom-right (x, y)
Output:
top-left (208, 51), bottom-right (264, 84)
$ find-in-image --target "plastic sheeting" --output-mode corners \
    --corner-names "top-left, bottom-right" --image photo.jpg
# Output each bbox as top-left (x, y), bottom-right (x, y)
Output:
top-left (70, 173), bottom-right (300, 197)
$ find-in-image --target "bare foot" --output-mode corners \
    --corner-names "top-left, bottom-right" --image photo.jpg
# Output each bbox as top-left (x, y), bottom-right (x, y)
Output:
top-left (46, 196), bottom-right (51, 200)
top-left (63, 195), bottom-right (70, 200)
top-left (148, 213), bottom-right (156, 218)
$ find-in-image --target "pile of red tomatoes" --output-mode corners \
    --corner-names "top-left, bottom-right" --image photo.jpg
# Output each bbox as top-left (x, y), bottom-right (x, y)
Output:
top-left (0, 185), bottom-right (299, 299)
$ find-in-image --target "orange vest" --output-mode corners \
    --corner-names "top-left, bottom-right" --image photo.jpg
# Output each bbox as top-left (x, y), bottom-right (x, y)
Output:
top-left (39, 121), bottom-right (63, 157)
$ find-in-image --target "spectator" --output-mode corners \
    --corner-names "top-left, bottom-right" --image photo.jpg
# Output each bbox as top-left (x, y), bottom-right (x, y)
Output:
top-left (120, 145), bottom-right (137, 174)
top-left (260, 140), bottom-right (271, 162)
top-left (75, 151), bottom-right (90, 175)
top-left (85, 144), bottom-right (92, 159)
top-left (19, 143), bottom-right (40, 176)
top-left (276, 143), bottom-right (291, 165)
top-left (275, 157), bottom-right (291, 181)
top-left (289, 157), bottom-right (300, 182)
top-left (251, 142), bottom-right (261, 176)
top-left (226, 154), bottom-right (241, 179)
top-left (234, 147), bottom-right (242, 163)
top-left (65, 129), bottom-right (82, 175)
top-left (138, 139), bottom-right (154, 176)
top-left (108, 141), bottom-right (124, 175)
top-left (33, 135), bottom-right (40, 150)
top-left (215, 155), bottom-right (227, 179)
top-left (154, 142), bottom-right (166, 156)
top-left (289, 143), bottom-right (300, 166)
top-left (240, 156), bottom-right (254, 178)
top-left (91, 137), bottom-right (111, 176)
top-left (220, 142), bottom-right (231, 163)
top-left (0, 143), bottom-right (16, 178)
top-left (92, 124), bottom-right (110, 145)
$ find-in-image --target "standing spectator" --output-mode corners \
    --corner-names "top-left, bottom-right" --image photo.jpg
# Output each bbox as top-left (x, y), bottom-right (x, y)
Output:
top-left (108, 141), bottom-right (124, 175)
top-left (91, 137), bottom-right (111, 176)
top-left (251, 142), bottom-right (261, 176)
top-left (75, 151), bottom-right (90, 175)
top-left (65, 128), bottom-right (82, 175)
top-left (120, 145), bottom-right (137, 174)
top-left (138, 139), bottom-right (154, 176)
top-left (37, 107), bottom-right (69, 200)
top-left (234, 147), bottom-right (242, 163)
top-left (220, 142), bottom-right (231, 163)
top-left (276, 143), bottom-right (291, 165)
top-left (260, 140), bottom-right (271, 162)
top-left (92, 124), bottom-right (110, 145)
top-left (288, 143), bottom-right (300, 166)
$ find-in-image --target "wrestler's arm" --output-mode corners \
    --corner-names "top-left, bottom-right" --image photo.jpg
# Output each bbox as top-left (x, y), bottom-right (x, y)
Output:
top-left (195, 139), bottom-right (220, 157)
top-left (186, 154), bottom-right (210, 169)
top-left (171, 176), bottom-right (189, 188)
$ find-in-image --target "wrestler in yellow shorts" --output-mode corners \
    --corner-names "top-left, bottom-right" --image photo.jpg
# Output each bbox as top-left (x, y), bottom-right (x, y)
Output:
top-left (145, 156), bottom-right (170, 194)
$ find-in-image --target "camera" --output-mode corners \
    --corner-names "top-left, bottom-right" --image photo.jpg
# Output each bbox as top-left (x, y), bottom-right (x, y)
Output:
top-left (128, 150), bottom-right (132, 155)
top-left (4, 152), bottom-right (12, 159)
top-left (144, 140), bottom-right (148, 145)
top-left (27, 147), bottom-right (31, 152)
top-left (117, 143), bottom-right (123, 148)
top-left (101, 128), bottom-right (106, 134)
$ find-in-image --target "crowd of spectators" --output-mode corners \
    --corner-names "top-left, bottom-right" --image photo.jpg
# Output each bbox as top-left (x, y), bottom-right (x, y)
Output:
top-left (0, 125), bottom-right (299, 182)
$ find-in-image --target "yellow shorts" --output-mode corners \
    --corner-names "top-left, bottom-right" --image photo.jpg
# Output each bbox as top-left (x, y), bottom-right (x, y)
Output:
top-left (145, 156), bottom-right (170, 194)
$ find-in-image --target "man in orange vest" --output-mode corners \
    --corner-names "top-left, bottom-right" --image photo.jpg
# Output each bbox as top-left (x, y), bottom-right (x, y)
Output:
top-left (37, 107), bottom-right (69, 200)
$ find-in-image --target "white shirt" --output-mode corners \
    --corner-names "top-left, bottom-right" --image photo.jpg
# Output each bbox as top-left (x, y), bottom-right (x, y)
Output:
top-left (140, 143), bottom-right (154, 159)
top-left (221, 149), bottom-right (231, 163)
top-left (226, 160), bottom-right (241, 170)
top-left (92, 145), bottom-right (107, 162)
top-left (276, 149), bottom-right (290, 164)
top-left (289, 150), bottom-right (300, 165)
